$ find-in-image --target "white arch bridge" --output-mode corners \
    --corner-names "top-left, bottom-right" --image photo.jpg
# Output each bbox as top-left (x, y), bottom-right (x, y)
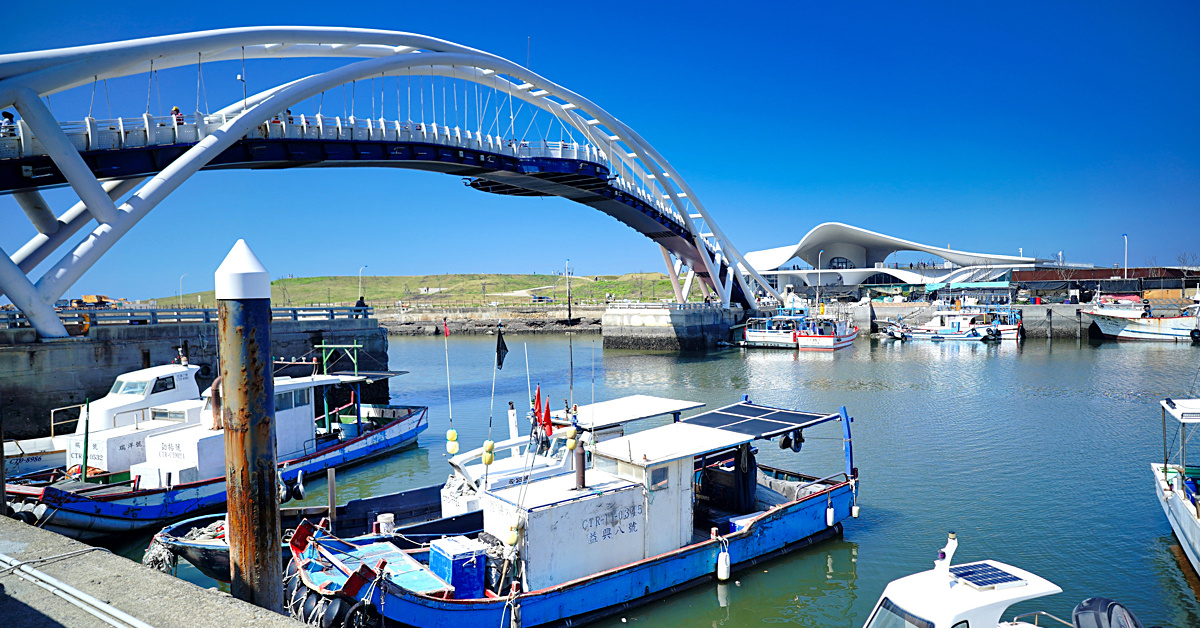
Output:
top-left (0, 27), bottom-right (780, 338)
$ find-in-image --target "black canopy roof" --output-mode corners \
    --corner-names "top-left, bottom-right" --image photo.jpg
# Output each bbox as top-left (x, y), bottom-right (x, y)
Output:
top-left (681, 402), bottom-right (841, 439)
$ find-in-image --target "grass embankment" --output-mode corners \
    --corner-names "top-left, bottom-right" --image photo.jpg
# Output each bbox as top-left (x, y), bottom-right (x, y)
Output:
top-left (158, 273), bottom-right (677, 309)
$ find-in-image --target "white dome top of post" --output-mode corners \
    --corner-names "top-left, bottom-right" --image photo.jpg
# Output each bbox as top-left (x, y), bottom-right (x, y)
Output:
top-left (214, 239), bottom-right (271, 300)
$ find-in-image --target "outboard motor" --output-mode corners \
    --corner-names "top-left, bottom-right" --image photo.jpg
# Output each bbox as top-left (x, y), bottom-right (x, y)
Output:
top-left (1072, 597), bottom-right (1145, 628)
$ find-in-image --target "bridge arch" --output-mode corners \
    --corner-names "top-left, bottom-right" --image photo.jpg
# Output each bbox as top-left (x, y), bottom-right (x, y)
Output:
top-left (0, 28), bottom-right (779, 337)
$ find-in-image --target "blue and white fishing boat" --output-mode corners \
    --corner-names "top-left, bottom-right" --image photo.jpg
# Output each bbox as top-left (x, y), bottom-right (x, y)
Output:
top-left (4, 371), bottom-right (426, 540)
top-left (741, 314), bottom-right (858, 351)
top-left (1152, 397), bottom-right (1200, 577)
top-left (864, 532), bottom-right (1147, 628)
top-left (885, 306), bottom-right (1022, 342)
top-left (284, 398), bottom-right (859, 627)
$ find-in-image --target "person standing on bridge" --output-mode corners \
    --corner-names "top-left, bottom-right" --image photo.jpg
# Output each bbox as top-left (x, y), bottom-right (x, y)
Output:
top-left (0, 111), bottom-right (15, 137)
top-left (354, 295), bottom-right (367, 318)
top-left (171, 106), bottom-right (184, 125)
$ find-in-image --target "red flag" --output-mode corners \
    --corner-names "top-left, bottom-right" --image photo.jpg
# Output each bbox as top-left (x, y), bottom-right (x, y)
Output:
top-left (443, 318), bottom-right (449, 337)
top-left (544, 399), bottom-right (553, 435)
top-left (533, 385), bottom-right (541, 426)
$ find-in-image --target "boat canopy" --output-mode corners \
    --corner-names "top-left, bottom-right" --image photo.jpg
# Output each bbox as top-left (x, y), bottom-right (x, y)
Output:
top-left (549, 394), bottom-right (705, 431)
top-left (593, 422), bottom-right (752, 466)
top-left (1162, 398), bottom-right (1200, 424)
top-left (327, 370), bottom-right (407, 384)
top-left (681, 401), bottom-right (842, 439)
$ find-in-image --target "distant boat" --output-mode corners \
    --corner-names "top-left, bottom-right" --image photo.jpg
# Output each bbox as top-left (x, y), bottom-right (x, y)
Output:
top-left (862, 532), bottom-right (1147, 628)
top-left (1153, 397), bottom-right (1200, 577)
top-left (283, 399), bottom-right (859, 627)
top-left (2, 362), bottom-right (201, 478)
top-left (1084, 300), bottom-right (1199, 342)
top-left (885, 306), bottom-right (1022, 342)
top-left (741, 313), bottom-right (858, 351)
top-left (4, 371), bottom-right (426, 540)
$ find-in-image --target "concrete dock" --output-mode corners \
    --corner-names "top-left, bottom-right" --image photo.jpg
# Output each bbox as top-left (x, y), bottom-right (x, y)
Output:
top-left (0, 516), bottom-right (299, 627)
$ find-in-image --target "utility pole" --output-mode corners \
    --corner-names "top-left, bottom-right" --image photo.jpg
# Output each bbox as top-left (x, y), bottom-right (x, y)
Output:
top-left (1123, 234), bottom-right (1128, 280)
top-left (215, 240), bottom-right (282, 613)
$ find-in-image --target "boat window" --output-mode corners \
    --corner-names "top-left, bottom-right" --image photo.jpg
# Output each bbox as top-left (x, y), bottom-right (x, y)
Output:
top-left (294, 388), bottom-right (311, 407)
top-left (951, 622), bottom-right (969, 628)
top-left (204, 397), bottom-right (212, 411)
top-left (617, 461), bottom-right (644, 482)
top-left (110, 379), bottom-right (149, 395)
top-left (594, 456), bottom-right (618, 476)
top-left (151, 376), bottom-right (176, 394)
top-left (864, 597), bottom-right (934, 628)
top-left (275, 391), bottom-right (294, 411)
top-left (650, 466), bottom-right (669, 491)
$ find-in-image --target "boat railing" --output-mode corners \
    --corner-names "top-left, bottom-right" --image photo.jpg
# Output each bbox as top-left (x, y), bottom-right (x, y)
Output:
top-left (2, 306), bottom-right (376, 330)
top-left (1010, 611), bottom-right (1073, 627)
top-left (792, 472), bottom-right (851, 495)
top-left (49, 403), bottom-right (85, 437)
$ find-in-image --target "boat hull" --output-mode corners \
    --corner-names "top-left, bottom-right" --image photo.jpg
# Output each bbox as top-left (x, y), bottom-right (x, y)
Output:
top-left (1153, 464), bottom-right (1200, 576)
top-left (886, 323), bottom-right (1019, 341)
top-left (13, 409), bottom-right (428, 540)
top-left (1087, 312), bottom-right (1199, 342)
top-left (3, 449), bottom-right (64, 478)
top-left (742, 329), bottom-right (858, 351)
top-left (296, 480), bottom-right (854, 627)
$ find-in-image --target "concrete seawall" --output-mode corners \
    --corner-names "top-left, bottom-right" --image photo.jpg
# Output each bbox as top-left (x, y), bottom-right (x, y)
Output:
top-left (866, 303), bottom-right (1107, 339)
top-left (376, 305), bottom-right (604, 336)
top-left (0, 516), bottom-right (300, 627)
top-left (602, 306), bottom-right (743, 350)
top-left (0, 319), bottom-right (388, 440)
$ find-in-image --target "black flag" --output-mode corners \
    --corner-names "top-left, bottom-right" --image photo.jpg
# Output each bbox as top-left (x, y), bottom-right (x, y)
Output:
top-left (496, 324), bottom-right (509, 370)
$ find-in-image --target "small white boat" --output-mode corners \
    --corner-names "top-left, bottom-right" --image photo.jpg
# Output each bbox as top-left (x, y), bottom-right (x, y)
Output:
top-left (742, 314), bottom-right (858, 351)
top-left (1085, 300), bottom-right (1200, 342)
top-left (3, 362), bottom-right (201, 477)
top-left (1153, 397), bottom-right (1200, 576)
top-left (864, 532), bottom-right (1146, 628)
top-left (886, 308), bottom-right (1022, 342)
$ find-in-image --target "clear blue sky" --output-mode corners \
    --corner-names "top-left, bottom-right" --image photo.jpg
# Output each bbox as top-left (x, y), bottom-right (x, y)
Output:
top-left (2, 2), bottom-right (1198, 301)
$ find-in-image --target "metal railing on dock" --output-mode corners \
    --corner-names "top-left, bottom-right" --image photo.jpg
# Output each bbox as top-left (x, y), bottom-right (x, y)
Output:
top-left (0, 306), bottom-right (374, 330)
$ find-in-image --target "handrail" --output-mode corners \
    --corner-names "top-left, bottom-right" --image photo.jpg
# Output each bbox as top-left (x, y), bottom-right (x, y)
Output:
top-left (49, 403), bottom-right (85, 437)
top-left (1010, 611), bottom-right (1073, 627)
top-left (1, 306), bottom-right (376, 330)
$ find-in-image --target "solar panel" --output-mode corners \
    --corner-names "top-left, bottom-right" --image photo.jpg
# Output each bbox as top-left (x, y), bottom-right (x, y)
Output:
top-left (949, 562), bottom-right (1026, 591)
top-left (680, 402), bottom-right (839, 439)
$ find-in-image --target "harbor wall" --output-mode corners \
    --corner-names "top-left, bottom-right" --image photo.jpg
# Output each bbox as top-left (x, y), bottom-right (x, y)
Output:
top-left (601, 306), bottom-right (743, 350)
top-left (375, 305), bottom-right (604, 335)
top-left (865, 302), bottom-right (1107, 339)
top-left (0, 319), bottom-right (388, 440)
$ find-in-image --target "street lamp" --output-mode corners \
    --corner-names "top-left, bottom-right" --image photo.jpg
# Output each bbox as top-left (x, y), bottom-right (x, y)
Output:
top-left (178, 273), bottom-right (189, 309)
top-left (358, 265), bottom-right (368, 298)
top-left (1122, 234), bottom-right (1128, 279)
top-left (817, 249), bottom-right (824, 304)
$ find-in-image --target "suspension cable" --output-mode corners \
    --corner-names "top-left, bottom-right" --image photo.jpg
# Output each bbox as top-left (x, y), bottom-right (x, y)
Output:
top-left (88, 76), bottom-right (97, 119)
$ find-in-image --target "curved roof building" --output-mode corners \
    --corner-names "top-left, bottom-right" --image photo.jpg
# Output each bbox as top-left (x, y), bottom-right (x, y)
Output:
top-left (744, 223), bottom-right (1076, 288)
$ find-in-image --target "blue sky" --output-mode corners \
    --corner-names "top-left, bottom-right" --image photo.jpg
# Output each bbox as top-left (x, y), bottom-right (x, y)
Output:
top-left (2, 2), bottom-right (1198, 300)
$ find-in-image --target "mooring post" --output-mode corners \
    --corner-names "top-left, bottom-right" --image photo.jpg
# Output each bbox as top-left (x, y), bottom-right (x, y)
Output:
top-left (1, 401), bottom-right (7, 513)
top-left (327, 467), bottom-right (337, 535)
top-left (1046, 308), bottom-right (1053, 340)
top-left (215, 239), bottom-right (283, 613)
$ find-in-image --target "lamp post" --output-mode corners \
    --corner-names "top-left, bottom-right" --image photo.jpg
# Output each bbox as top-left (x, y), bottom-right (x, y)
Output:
top-left (358, 265), bottom-right (368, 298)
top-left (817, 249), bottom-right (824, 304)
top-left (178, 273), bottom-right (189, 309)
top-left (1122, 234), bottom-right (1128, 279)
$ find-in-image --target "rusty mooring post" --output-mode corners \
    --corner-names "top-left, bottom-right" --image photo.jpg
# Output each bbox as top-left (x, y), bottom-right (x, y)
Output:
top-left (215, 239), bottom-right (283, 613)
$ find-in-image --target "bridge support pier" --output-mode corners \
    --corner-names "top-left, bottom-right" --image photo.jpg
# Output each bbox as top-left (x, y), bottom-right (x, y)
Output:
top-left (0, 245), bottom-right (68, 338)
top-left (602, 304), bottom-right (742, 351)
top-left (13, 191), bottom-right (58, 235)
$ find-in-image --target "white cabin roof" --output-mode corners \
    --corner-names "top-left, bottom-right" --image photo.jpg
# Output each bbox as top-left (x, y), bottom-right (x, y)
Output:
top-left (878, 559), bottom-right (1060, 627)
top-left (486, 467), bottom-right (637, 510)
top-left (551, 395), bottom-right (705, 431)
top-left (114, 363), bottom-right (197, 382)
top-left (201, 374), bottom-right (348, 397)
top-left (1162, 398), bottom-right (1200, 424)
top-left (593, 422), bottom-right (752, 467)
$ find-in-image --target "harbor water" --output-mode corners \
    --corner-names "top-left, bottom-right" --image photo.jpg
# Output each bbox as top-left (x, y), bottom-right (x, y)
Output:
top-left (121, 334), bottom-right (1200, 627)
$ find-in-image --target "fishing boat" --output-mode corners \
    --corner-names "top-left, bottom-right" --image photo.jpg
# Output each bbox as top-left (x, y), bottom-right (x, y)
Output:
top-left (3, 370), bottom-right (426, 540)
top-left (1152, 397), bottom-right (1200, 576)
top-left (741, 314), bottom-right (858, 351)
top-left (1084, 298), bottom-right (1200, 342)
top-left (2, 361), bottom-right (201, 478)
top-left (143, 395), bottom-right (703, 581)
top-left (863, 532), bottom-right (1146, 628)
top-left (885, 306), bottom-right (1022, 342)
top-left (284, 398), bottom-right (859, 627)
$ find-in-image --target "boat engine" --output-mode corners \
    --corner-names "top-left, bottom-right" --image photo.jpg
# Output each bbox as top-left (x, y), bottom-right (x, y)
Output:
top-left (1071, 597), bottom-right (1145, 628)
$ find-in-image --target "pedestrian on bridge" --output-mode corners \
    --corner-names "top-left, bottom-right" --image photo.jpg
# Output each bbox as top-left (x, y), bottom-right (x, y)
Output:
top-left (354, 295), bottom-right (367, 318)
top-left (1, 111), bottom-right (15, 137)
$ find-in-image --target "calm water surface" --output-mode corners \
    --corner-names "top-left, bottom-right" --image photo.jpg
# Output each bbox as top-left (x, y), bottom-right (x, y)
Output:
top-left (133, 334), bottom-right (1200, 627)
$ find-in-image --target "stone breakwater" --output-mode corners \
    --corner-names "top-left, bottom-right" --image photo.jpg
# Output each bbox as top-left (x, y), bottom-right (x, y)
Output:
top-left (376, 305), bottom-right (605, 336)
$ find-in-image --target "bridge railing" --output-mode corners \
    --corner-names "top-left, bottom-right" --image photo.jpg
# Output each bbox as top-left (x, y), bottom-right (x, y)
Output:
top-left (0, 306), bottom-right (375, 330)
top-left (605, 302), bottom-right (740, 311)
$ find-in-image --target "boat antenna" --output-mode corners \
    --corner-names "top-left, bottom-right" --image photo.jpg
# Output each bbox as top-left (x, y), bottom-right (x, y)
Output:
top-left (568, 331), bottom-right (574, 408)
top-left (591, 339), bottom-right (596, 407)
top-left (442, 318), bottom-right (453, 429)
top-left (524, 342), bottom-right (532, 408)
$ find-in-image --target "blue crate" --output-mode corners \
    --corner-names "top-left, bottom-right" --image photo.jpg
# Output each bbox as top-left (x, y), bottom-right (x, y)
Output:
top-left (429, 536), bottom-right (488, 600)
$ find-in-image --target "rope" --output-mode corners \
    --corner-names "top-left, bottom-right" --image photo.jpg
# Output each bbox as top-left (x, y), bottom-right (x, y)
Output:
top-left (88, 76), bottom-right (97, 118)
top-left (103, 79), bottom-right (112, 120)
top-left (1, 547), bottom-right (112, 576)
top-left (144, 59), bottom-right (153, 113)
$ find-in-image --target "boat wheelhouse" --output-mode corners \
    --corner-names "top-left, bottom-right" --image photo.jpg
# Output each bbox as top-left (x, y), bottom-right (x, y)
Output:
top-left (3, 362), bottom-right (201, 478)
top-left (1152, 397), bottom-right (1200, 577)
top-left (864, 532), bottom-right (1146, 628)
top-left (3, 370), bottom-right (426, 540)
top-left (285, 399), bottom-right (859, 627)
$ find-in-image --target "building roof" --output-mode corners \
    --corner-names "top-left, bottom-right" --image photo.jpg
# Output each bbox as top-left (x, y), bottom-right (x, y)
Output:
top-left (744, 222), bottom-right (1039, 271)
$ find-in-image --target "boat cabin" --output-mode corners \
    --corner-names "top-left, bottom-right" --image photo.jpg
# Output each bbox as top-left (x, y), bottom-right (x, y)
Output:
top-left (441, 395), bottom-right (704, 516)
top-left (75, 363), bottom-right (201, 433)
top-left (864, 534), bottom-right (1062, 628)
top-left (129, 374), bottom-right (369, 489)
top-left (63, 401), bottom-right (202, 474)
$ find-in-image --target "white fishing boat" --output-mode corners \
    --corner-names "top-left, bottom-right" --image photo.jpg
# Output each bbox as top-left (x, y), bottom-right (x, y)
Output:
top-left (1085, 299), bottom-right (1200, 342)
top-left (863, 532), bottom-right (1147, 628)
top-left (3, 362), bottom-right (201, 477)
top-left (885, 307), bottom-right (1022, 342)
top-left (741, 314), bottom-right (858, 351)
top-left (1153, 397), bottom-right (1200, 576)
